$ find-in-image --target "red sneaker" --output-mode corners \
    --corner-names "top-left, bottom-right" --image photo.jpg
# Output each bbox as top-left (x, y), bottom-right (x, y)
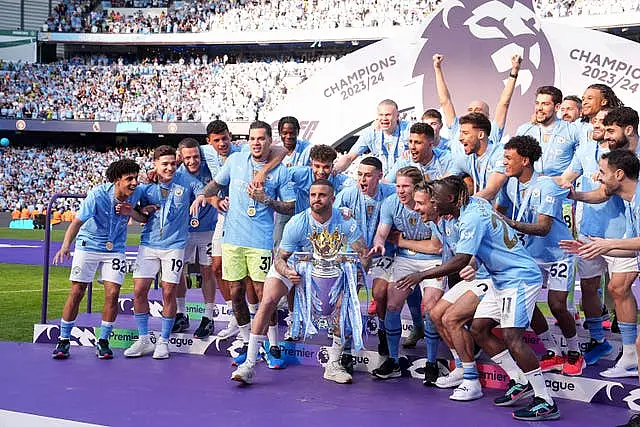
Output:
top-left (539, 351), bottom-right (565, 373)
top-left (368, 300), bottom-right (377, 316)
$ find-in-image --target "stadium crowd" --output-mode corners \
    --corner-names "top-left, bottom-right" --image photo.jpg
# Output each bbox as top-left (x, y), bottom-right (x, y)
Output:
top-left (0, 55), bottom-right (331, 123)
top-left (0, 145), bottom-right (153, 213)
top-left (42, 0), bottom-right (640, 33)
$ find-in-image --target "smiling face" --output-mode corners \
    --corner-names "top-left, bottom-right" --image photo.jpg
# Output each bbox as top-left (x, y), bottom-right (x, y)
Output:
top-left (534, 93), bottom-right (558, 126)
top-left (395, 176), bottom-right (415, 205)
top-left (503, 147), bottom-right (528, 178)
top-left (279, 123), bottom-right (298, 151)
top-left (459, 123), bottom-right (483, 155)
top-left (591, 109), bottom-right (609, 142)
top-left (408, 132), bottom-right (433, 163)
top-left (311, 159), bottom-right (333, 181)
top-left (114, 172), bottom-right (139, 198)
top-left (154, 155), bottom-right (177, 183)
top-left (597, 157), bottom-right (622, 197)
top-left (582, 88), bottom-right (605, 119)
top-left (413, 190), bottom-right (438, 222)
top-left (249, 127), bottom-right (271, 160)
top-left (604, 123), bottom-right (630, 150)
top-left (560, 99), bottom-right (581, 122)
top-left (180, 146), bottom-right (201, 175)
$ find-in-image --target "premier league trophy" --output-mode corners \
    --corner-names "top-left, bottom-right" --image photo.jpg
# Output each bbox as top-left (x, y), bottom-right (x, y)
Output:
top-left (291, 228), bottom-right (365, 351)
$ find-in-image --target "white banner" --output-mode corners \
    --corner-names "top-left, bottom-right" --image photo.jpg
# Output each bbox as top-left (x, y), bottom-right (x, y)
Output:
top-left (266, 0), bottom-right (640, 144)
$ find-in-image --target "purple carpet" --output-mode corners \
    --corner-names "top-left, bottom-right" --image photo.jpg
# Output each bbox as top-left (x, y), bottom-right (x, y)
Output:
top-left (0, 341), bottom-right (633, 427)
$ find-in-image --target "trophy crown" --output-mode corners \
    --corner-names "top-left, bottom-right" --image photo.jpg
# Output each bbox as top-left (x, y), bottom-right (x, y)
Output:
top-left (309, 228), bottom-right (345, 259)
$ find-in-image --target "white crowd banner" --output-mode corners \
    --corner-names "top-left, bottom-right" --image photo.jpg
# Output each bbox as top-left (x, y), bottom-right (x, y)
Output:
top-left (266, 0), bottom-right (640, 145)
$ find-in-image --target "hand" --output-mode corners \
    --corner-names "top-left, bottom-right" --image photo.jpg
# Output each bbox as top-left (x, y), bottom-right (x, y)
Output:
top-left (372, 118), bottom-right (381, 131)
top-left (253, 169), bottom-right (267, 187)
top-left (287, 268), bottom-right (302, 285)
top-left (459, 265), bottom-right (477, 281)
top-left (146, 170), bottom-right (158, 183)
top-left (53, 245), bottom-right (71, 265)
top-left (189, 194), bottom-right (206, 216)
top-left (216, 196), bottom-right (230, 212)
top-left (591, 171), bottom-right (600, 183)
top-left (558, 238), bottom-right (586, 255)
top-left (247, 182), bottom-right (268, 203)
top-left (578, 236), bottom-right (614, 260)
top-left (395, 271), bottom-right (424, 291)
top-left (115, 202), bottom-right (133, 217)
top-left (140, 204), bottom-right (160, 216)
top-left (340, 207), bottom-right (352, 220)
top-left (511, 54), bottom-right (522, 72)
top-left (368, 243), bottom-right (385, 257)
top-left (433, 54), bottom-right (443, 69)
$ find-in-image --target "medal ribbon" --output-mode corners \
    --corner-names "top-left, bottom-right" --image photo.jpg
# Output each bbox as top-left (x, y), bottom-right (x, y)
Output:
top-left (159, 182), bottom-right (174, 235)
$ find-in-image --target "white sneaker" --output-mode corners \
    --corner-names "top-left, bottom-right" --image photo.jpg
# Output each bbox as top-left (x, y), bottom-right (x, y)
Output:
top-left (450, 379), bottom-right (483, 401)
top-left (217, 316), bottom-right (240, 339)
top-left (124, 336), bottom-right (155, 358)
top-left (152, 338), bottom-right (170, 359)
top-left (284, 316), bottom-right (301, 341)
top-left (231, 362), bottom-right (255, 385)
top-left (323, 360), bottom-right (352, 384)
top-left (435, 367), bottom-right (464, 389)
top-left (600, 362), bottom-right (638, 378)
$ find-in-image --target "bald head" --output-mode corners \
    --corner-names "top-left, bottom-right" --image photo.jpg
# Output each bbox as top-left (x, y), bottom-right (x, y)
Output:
top-left (467, 100), bottom-right (490, 118)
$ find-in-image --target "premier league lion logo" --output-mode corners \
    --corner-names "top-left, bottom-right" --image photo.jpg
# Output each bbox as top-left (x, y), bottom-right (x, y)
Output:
top-left (412, 0), bottom-right (555, 133)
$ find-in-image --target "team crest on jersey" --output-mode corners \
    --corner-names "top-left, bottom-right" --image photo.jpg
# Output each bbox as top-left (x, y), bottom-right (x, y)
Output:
top-left (532, 189), bottom-right (541, 197)
top-left (174, 187), bottom-right (184, 197)
top-left (409, 216), bottom-right (418, 227)
top-left (366, 205), bottom-right (374, 216)
top-left (445, 226), bottom-right (451, 236)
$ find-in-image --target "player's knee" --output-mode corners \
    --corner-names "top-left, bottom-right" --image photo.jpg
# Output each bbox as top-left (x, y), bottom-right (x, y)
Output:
top-left (548, 298), bottom-right (568, 317)
top-left (69, 285), bottom-right (86, 302)
top-left (372, 283), bottom-right (387, 302)
top-left (441, 310), bottom-right (461, 331)
top-left (607, 279), bottom-right (631, 300)
top-left (469, 320), bottom-right (487, 343)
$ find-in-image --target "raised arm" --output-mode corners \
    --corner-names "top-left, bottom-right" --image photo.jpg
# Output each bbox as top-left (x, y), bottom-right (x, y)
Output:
top-left (433, 54), bottom-right (456, 128)
top-left (493, 54), bottom-right (522, 131)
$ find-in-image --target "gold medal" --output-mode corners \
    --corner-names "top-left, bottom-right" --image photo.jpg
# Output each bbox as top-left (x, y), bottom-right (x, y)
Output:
top-left (247, 207), bottom-right (256, 217)
top-left (106, 241), bottom-right (114, 251)
top-left (190, 218), bottom-right (200, 228)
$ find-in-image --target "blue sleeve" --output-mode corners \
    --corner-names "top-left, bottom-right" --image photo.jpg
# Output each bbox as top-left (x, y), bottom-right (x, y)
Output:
top-left (490, 146), bottom-right (506, 174)
top-left (345, 218), bottom-right (363, 245)
top-left (288, 166), bottom-right (309, 186)
top-left (439, 150), bottom-right (455, 174)
top-left (240, 143), bottom-right (250, 152)
top-left (495, 180), bottom-right (511, 210)
top-left (537, 180), bottom-right (567, 218)
top-left (570, 146), bottom-right (584, 175)
top-left (280, 217), bottom-right (301, 252)
top-left (214, 155), bottom-right (232, 186)
top-left (384, 161), bottom-right (400, 182)
top-left (380, 197), bottom-right (394, 225)
top-left (490, 120), bottom-right (504, 144)
top-left (276, 168), bottom-right (296, 201)
top-left (449, 152), bottom-right (468, 176)
top-left (300, 143), bottom-right (312, 166)
top-left (333, 187), bottom-right (350, 209)
top-left (445, 116), bottom-right (460, 139)
top-left (77, 189), bottom-right (97, 222)
top-left (189, 176), bottom-right (204, 200)
top-left (455, 210), bottom-right (485, 257)
top-left (349, 127), bottom-right (374, 155)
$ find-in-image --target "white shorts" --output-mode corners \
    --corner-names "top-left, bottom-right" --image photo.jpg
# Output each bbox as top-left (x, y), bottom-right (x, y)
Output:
top-left (442, 278), bottom-right (492, 303)
top-left (392, 256), bottom-right (444, 291)
top-left (538, 258), bottom-right (576, 292)
top-left (69, 249), bottom-right (127, 285)
top-left (132, 246), bottom-right (185, 284)
top-left (474, 281), bottom-right (542, 328)
top-left (185, 231), bottom-right (214, 265)
top-left (266, 264), bottom-right (295, 291)
top-left (577, 234), bottom-right (638, 278)
top-left (369, 256), bottom-right (394, 282)
top-left (212, 213), bottom-right (225, 257)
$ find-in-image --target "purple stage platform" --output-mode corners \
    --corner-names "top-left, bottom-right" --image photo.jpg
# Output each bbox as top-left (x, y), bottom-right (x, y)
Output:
top-left (0, 341), bottom-right (632, 427)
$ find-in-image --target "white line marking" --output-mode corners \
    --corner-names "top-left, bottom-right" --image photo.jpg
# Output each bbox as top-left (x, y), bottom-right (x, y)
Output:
top-left (0, 409), bottom-right (109, 427)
